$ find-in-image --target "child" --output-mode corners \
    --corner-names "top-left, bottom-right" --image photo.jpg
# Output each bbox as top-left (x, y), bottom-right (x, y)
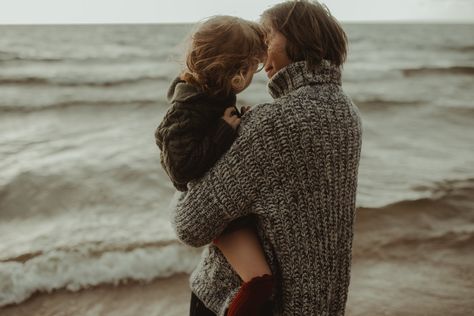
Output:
top-left (155, 16), bottom-right (274, 316)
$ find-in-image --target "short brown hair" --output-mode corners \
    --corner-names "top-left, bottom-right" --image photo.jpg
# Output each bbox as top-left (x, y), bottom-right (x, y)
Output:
top-left (182, 16), bottom-right (266, 96)
top-left (261, 0), bottom-right (348, 69)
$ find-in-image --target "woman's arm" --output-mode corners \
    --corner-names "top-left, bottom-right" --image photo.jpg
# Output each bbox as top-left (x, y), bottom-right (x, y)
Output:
top-left (172, 108), bottom-right (266, 247)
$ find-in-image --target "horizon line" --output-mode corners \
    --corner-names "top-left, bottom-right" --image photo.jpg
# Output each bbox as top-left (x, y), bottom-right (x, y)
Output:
top-left (1, 19), bottom-right (473, 26)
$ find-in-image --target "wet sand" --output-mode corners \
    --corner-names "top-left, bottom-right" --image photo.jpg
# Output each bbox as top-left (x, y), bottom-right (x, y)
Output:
top-left (1, 274), bottom-right (191, 316)
top-left (346, 195), bottom-right (474, 316)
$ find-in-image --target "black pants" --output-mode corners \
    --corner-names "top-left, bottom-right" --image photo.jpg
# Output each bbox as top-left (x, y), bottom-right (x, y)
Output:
top-left (189, 292), bottom-right (220, 316)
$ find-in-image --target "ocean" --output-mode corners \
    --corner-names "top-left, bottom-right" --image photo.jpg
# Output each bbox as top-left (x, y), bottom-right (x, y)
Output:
top-left (0, 23), bottom-right (473, 315)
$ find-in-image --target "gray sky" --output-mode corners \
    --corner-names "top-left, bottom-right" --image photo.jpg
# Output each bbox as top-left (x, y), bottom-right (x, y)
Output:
top-left (0, 0), bottom-right (473, 24)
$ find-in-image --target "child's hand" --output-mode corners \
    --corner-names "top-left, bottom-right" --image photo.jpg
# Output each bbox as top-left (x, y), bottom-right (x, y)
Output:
top-left (240, 105), bottom-right (251, 114)
top-left (222, 107), bottom-right (241, 130)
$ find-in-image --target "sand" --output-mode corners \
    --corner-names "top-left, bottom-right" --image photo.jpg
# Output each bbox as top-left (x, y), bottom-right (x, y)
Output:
top-left (0, 274), bottom-right (191, 316)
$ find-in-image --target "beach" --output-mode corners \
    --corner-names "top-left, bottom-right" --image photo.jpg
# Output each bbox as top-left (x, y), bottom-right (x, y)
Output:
top-left (1, 23), bottom-right (473, 315)
top-left (3, 187), bottom-right (473, 315)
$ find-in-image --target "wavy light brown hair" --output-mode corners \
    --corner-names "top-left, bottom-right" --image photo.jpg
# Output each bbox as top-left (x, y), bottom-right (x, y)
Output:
top-left (261, 0), bottom-right (348, 69)
top-left (182, 16), bottom-right (267, 96)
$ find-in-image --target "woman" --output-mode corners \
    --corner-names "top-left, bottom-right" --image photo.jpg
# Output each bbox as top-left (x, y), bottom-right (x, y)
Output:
top-left (175, 1), bottom-right (362, 315)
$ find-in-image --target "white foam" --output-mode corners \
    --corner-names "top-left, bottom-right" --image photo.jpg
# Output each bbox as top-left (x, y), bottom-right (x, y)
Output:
top-left (0, 211), bottom-right (202, 307)
top-left (0, 242), bottom-right (202, 307)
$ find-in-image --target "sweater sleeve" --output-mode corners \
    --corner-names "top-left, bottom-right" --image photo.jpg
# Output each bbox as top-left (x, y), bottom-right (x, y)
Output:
top-left (172, 109), bottom-right (264, 247)
top-left (155, 105), bottom-right (238, 192)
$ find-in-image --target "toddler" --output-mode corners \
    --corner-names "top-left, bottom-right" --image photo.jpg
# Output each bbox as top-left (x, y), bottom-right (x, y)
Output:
top-left (155, 16), bottom-right (273, 316)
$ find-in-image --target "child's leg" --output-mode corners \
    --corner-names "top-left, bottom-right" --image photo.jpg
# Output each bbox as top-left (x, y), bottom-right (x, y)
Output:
top-left (213, 227), bottom-right (272, 282)
top-left (214, 227), bottom-right (274, 316)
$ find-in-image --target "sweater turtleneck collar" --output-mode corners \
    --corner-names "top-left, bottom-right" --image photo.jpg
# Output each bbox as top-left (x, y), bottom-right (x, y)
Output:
top-left (267, 59), bottom-right (342, 99)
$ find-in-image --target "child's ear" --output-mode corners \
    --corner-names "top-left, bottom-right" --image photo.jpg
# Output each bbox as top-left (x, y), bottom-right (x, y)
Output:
top-left (231, 72), bottom-right (246, 92)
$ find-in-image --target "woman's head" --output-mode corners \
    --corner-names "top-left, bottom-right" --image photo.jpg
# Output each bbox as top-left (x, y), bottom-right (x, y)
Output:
top-left (261, 0), bottom-right (348, 78)
top-left (182, 16), bottom-right (267, 96)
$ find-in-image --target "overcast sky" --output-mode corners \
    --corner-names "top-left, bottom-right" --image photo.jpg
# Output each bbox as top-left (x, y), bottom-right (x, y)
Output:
top-left (0, 0), bottom-right (473, 24)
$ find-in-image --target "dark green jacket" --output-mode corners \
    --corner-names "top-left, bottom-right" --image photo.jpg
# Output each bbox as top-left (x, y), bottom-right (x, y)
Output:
top-left (155, 77), bottom-right (239, 192)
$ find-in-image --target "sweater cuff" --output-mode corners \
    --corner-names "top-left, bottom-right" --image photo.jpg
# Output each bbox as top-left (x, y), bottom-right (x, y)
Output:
top-left (212, 118), bottom-right (237, 148)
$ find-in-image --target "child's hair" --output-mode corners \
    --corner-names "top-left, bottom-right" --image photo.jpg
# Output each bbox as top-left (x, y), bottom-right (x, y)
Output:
top-left (182, 15), bottom-right (267, 96)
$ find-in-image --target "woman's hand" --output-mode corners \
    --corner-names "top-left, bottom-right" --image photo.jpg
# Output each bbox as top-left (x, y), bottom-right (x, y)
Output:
top-left (222, 107), bottom-right (241, 130)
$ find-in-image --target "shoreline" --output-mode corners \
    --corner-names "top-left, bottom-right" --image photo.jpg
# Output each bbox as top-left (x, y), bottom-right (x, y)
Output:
top-left (0, 274), bottom-right (191, 316)
top-left (2, 196), bottom-right (473, 316)
top-left (3, 257), bottom-right (472, 316)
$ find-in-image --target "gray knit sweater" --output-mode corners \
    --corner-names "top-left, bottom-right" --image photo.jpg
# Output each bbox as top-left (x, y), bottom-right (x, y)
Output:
top-left (172, 60), bottom-right (362, 316)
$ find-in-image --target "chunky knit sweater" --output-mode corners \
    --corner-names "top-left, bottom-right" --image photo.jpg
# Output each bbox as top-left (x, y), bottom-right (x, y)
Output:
top-left (172, 60), bottom-right (362, 316)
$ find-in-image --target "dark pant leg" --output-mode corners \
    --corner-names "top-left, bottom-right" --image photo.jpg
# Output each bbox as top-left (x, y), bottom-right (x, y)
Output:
top-left (189, 292), bottom-right (217, 316)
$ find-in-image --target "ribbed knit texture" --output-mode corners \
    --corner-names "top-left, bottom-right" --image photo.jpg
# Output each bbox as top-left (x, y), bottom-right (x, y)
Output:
top-left (172, 60), bottom-right (362, 316)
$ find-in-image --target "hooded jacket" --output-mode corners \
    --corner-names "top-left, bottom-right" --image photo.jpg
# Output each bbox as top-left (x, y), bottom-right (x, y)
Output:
top-left (155, 77), bottom-right (239, 192)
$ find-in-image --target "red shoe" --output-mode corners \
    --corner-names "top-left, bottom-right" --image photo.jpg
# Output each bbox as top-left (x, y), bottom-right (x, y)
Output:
top-left (227, 274), bottom-right (274, 316)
